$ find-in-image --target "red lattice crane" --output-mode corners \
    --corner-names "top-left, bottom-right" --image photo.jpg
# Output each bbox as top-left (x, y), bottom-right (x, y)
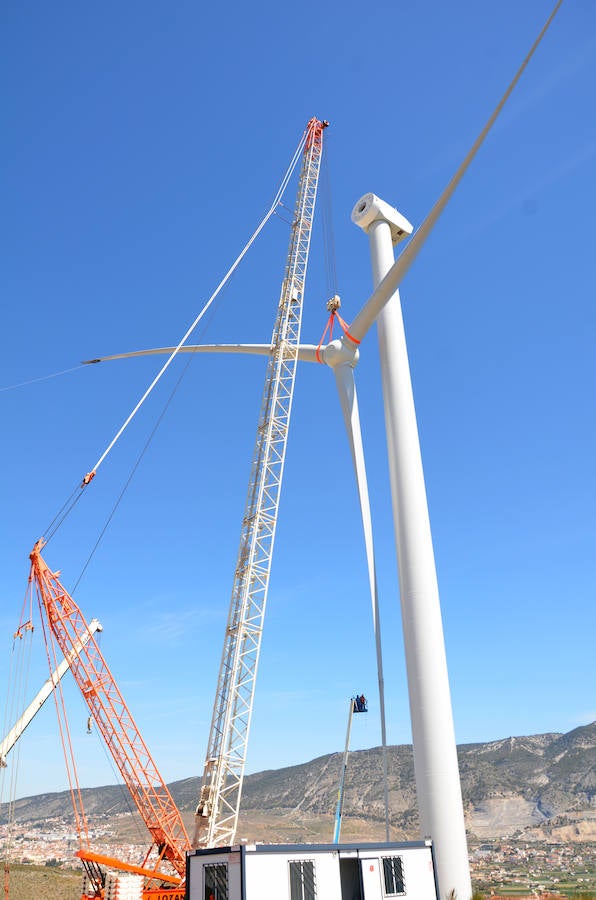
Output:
top-left (28, 539), bottom-right (190, 897)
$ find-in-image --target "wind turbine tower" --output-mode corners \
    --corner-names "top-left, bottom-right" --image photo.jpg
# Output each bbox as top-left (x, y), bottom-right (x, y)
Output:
top-left (353, 193), bottom-right (471, 900)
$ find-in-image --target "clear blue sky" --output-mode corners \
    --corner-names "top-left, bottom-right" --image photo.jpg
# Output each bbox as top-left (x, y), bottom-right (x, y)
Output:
top-left (1, 1), bottom-right (595, 802)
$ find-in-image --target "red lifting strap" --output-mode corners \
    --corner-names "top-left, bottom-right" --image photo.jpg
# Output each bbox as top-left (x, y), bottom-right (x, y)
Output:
top-left (336, 313), bottom-right (361, 346)
top-left (316, 311), bottom-right (360, 363)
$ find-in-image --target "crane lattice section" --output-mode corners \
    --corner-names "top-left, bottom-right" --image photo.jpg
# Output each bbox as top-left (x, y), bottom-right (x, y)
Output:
top-left (29, 540), bottom-right (191, 879)
top-left (195, 118), bottom-right (327, 848)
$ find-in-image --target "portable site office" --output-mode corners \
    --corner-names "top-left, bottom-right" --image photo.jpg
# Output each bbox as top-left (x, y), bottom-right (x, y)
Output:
top-left (186, 840), bottom-right (439, 900)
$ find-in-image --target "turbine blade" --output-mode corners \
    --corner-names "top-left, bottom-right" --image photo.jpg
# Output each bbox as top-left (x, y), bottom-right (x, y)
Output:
top-left (82, 344), bottom-right (273, 363)
top-left (82, 344), bottom-right (321, 365)
top-left (333, 363), bottom-right (390, 839)
top-left (349, 0), bottom-right (564, 343)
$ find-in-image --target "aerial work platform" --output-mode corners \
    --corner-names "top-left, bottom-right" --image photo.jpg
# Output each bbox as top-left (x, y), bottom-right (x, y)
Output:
top-left (186, 840), bottom-right (439, 900)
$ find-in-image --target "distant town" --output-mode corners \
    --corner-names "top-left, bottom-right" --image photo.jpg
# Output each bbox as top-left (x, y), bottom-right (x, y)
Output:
top-left (2, 814), bottom-right (594, 896)
top-left (469, 840), bottom-right (595, 895)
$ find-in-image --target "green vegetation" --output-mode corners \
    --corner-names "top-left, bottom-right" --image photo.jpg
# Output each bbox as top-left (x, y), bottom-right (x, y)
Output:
top-left (4, 862), bottom-right (81, 900)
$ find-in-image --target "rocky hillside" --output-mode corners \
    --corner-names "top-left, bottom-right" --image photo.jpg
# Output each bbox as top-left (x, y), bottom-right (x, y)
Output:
top-left (239, 722), bottom-right (596, 840)
top-left (3, 722), bottom-right (594, 841)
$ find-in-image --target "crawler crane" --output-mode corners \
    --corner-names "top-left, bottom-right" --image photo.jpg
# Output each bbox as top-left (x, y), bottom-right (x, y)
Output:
top-left (194, 116), bottom-right (327, 847)
top-left (28, 539), bottom-right (191, 899)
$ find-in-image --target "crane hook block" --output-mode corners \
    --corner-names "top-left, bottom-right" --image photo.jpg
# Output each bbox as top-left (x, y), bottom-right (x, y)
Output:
top-left (81, 471), bottom-right (96, 487)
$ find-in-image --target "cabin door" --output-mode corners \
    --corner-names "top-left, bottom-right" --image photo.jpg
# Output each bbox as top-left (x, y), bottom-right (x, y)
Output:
top-left (358, 856), bottom-right (383, 900)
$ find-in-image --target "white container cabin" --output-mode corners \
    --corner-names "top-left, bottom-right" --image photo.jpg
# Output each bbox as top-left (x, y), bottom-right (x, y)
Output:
top-left (186, 840), bottom-right (439, 900)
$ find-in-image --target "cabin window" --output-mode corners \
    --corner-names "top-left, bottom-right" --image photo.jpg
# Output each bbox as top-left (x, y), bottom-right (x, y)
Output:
top-left (204, 862), bottom-right (229, 900)
top-left (289, 859), bottom-right (316, 900)
top-left (381, 856), bottom-right (405, 896)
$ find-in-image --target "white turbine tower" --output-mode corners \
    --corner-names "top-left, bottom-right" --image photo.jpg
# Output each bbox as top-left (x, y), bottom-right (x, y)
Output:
top-left (353, 193), bottom-right (470, 898)
top-left (85, 4), bottom-right (563, 896)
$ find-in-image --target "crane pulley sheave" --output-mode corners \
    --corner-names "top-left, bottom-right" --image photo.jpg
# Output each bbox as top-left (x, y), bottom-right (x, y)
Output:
top-left (194, 117), bottom-right (327, 849)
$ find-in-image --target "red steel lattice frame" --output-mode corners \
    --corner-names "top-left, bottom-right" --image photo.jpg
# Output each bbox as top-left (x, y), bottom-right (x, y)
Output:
top-left (29, 540), bottom-right (190, 880)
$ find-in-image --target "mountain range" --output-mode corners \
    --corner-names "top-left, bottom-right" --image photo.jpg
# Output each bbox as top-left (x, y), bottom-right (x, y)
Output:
top-left (3, 722), bottom-right (595, 843)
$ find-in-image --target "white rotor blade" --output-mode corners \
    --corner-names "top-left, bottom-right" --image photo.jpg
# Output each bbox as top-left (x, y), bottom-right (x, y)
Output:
top-left (82, 344), bottom-right (321, 365)
top-left (349, 0), bottom-right (564, 343)
top-left (333, 362), bottom-right (390, 839)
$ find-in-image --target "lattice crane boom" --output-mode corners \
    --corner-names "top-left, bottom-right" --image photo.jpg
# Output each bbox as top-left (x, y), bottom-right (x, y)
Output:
top-left (28, 539), bottom-right (191, 881)
top-left (194, 117), bottom-right (327, 848)
top-left (0, 618), bottom-right (101, 768)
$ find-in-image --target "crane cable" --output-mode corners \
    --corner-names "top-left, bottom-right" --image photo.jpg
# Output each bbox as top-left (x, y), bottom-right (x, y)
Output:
top-left (0, 365), bottom-right (85, 394)
top-left (39, 122), bottom-right (317, 556)
top-left (320, 135), bottom-right (338, 300)
top-left (70, 353), bottom-right (195, 595)
top-left (38, 124), bottom-right (310, 548)
top-left (42, 237), bottom-right (223, 550)
top-left (315, 131), bottom-right (362, 359)
top-left (34, 589), bottom-right (91, 849)
top-left (43, 482), bottom-right (87, 544)
top-left (79, 127), bottom-right (309, 489)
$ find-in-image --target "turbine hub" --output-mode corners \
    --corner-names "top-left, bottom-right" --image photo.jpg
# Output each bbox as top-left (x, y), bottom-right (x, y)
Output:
top-left (320, 337), bottom-right (359, 370)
